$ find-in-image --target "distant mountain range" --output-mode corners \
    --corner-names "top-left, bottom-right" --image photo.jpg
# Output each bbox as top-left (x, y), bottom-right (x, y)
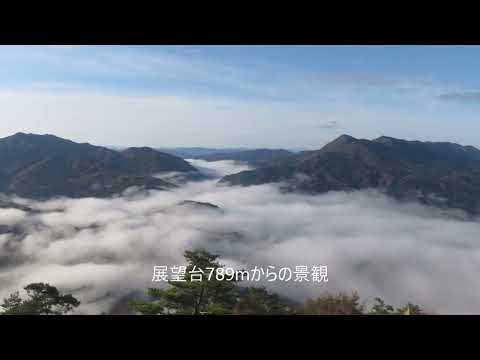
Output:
top-left (192, 149), bottom-right (293, 167)
top-left (2, 132), bottom-right (480, 215)
top-left (157, 147), bottom-right (248, 159)
top-left (0, 133), bottom-right (200, 199)
top-left (157, 147), bottom-right (304, 166)
top-left (220, 135), bottom-right (480, 215)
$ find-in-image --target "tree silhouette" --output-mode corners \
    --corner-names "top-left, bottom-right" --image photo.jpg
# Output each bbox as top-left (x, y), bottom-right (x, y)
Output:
top-left (1, 283), bottom-right (80, 315)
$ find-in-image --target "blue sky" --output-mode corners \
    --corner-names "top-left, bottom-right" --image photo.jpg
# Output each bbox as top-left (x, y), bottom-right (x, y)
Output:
top-left (0, 45), bottom-right (480, 149)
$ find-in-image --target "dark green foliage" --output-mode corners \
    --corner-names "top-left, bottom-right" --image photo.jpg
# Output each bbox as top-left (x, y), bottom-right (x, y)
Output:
top-left (368, 297), bottom-right (425, 315)
top-left (302, 291), bottom-right (364, 315)
top-left (132, 250), bottom-right (294, 315)
top-left (369, 297), bottom-right (395, 315)
top-left (1, 292), bottom-right (23, 313)
top-left (234, 287), bottom-right (292, 315)
top-left (132, 250), bottom-right (238, 315)
top-left (0, 283), bottom-right (80, 315)
top-left (132, 250), bottom-right (427, 316)
top-left (301, 293), bottom-right (426, 315)
top-left (395, 303), bottom-right (425, 315)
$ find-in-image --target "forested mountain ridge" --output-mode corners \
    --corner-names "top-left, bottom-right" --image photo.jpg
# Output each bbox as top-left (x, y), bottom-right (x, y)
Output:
top-left (0, 133), bottom-right (200, 199)
top-left (221, 135), bottom-right (480, 214)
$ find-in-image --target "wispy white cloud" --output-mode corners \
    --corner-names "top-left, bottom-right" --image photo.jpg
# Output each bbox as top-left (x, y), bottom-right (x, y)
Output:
top-left (0, 88), bottom-right (479, 149)
top-left (1, 46), bottom-right (480, 148)
top-left (0, 45), bottom-right (451, 102)
top-left (435, 91), bottom-right (480, 103)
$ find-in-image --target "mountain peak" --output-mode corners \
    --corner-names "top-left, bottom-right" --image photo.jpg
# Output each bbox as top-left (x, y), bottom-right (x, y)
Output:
top-left (122, 146), bottom-right (198, 174)
top-left (0, 132), bottom-right (200, 199)
top-left (12, 132), bottom-right (53, 138)
top-left (320, 134), bottom-right (361, 152)
top-left (334, 134), bottom-right (357, 143)
top-left (374, 136), bottom-right (400, 143)
top-left (6, 132), bottom-right (70, 142)
top-left (6, 132), bottom-right (36, 140)
top-left (221, 134), bottom-right (480, 214)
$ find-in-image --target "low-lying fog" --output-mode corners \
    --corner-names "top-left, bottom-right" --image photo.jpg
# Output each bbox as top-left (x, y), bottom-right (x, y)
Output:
top-left (1, 159), bottom-right (479, 314)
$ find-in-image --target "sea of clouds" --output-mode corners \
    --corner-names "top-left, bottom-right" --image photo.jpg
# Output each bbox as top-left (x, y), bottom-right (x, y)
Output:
top-left (1, 159), bottom-right (480, 314)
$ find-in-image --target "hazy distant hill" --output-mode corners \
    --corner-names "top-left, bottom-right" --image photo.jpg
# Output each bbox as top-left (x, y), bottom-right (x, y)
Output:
top-left (157, 147), bottom-right (248, 159)
top-left (194, 149), bottom-right (293, 166)
top-left (221, 135), bottom-right (480, 214)
top-left (0, 133), bottom-right (200, 199)
top-left (122, 147), bottom-right (197, 174)
top-left (157, 147), bottom-right (298, 167)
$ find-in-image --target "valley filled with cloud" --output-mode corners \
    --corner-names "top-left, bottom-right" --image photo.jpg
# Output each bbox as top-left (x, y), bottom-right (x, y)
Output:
top-left (1, 159), bottom-right (479, 314)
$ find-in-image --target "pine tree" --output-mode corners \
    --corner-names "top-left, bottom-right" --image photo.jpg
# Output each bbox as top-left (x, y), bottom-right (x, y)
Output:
top-left (132, 250), bottom-right (238, 315)
top-left (0, 283), bottom-right (80, 315)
